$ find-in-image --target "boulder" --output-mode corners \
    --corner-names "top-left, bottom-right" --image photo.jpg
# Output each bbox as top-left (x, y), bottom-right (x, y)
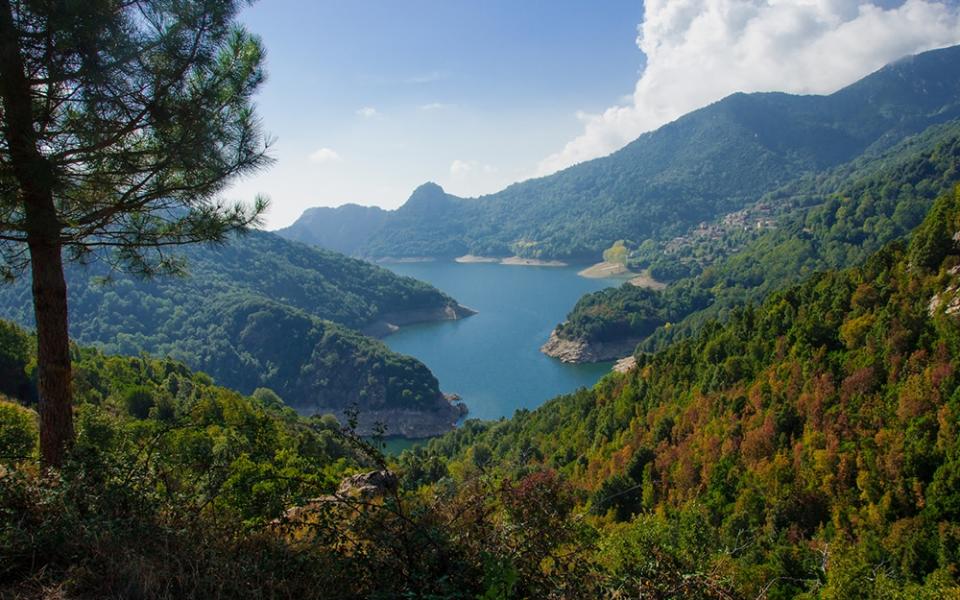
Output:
top-left (336, 470), bottom-right (398, 499)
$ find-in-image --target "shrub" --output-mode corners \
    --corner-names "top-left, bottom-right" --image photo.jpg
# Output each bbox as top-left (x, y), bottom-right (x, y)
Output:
top-left (0, 398), bottom-right (37, 464)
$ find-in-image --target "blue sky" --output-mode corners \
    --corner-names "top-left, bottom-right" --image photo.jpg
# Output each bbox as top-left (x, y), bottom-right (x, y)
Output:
top-left (231, 0), bottom-right (643, 228)
top-left (229, 1), bottom-right (960, 230)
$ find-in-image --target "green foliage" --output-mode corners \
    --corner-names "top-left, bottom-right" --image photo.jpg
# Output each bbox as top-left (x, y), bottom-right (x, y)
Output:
top-left (0, 398), bottom-right (37, 464)
top-left (590, 474), bottom-right (641, 521)
top-left (557, 281), bottom-right (710, 343)
top-left (479, 554), bottom-right (519, 600)
top-left (0, 320), bottom-right (33, 403)
top-left (251, 387), bottom-right (284, 409)
top-left (599, 510), bottom-right (734, 598)
top-left (909, 192), bottom-right (960, 270)
top-left (121, 386), bottom-right (155, 419)
top-left (602, 240), bottom-right (629, 266)
top-left (0, 325), bottom-right (602, 597)
top-left (0, 332), bottom-right (373, 596)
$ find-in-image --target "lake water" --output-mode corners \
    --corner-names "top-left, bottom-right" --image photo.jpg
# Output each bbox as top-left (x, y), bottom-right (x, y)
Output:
top-left (383, 261), bottom-right (621, 422)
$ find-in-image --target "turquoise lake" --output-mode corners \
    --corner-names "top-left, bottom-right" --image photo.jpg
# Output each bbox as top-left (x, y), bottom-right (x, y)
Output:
top-left (382, 261), bottom-right (621, 423)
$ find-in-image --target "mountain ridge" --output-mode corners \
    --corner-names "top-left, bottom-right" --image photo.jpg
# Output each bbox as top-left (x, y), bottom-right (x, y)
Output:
top-left (279, 44), bottom-right (960, 262)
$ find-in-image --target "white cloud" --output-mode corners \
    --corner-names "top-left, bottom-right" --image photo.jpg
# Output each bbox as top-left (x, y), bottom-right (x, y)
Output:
top-left (537, 0), bottom-right (960, 176)
top-left (420, 102), bottom-right (455, 111)
top-left (449, 159), bottom-right (471, 176)
top-left (308, 147), bottom-right (341, 164)
top-left (450, 159), bottom-right (497, 177)
top-left (356, 106), bottom-right (380, 118)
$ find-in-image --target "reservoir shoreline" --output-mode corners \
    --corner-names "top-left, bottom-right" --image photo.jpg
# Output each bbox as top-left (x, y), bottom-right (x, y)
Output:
top-left (381, 261), bottom-right (619, 422)
top-left (578, 260), bottom-right (667, 289)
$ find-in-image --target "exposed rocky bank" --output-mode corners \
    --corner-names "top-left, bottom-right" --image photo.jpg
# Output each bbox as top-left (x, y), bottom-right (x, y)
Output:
top-left (361, 302), bottom-right (477, 337)
top-left (540, 329), bottom-right (642, 363)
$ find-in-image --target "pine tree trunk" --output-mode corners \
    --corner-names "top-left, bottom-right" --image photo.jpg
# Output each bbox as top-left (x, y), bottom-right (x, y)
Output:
top-left (28, 235), bottom-right (73, 468)
top-left (0, 0), bottom-right (75, 468)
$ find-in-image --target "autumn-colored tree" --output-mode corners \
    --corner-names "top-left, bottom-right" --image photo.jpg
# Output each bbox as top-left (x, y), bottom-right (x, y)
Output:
top-left (602, 240), bottom-right (629, 266)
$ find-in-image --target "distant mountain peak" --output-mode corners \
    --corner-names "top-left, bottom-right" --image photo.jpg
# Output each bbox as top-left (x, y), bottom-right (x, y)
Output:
top-left (409, 181), bottom-right (446, 199)
top-left (402, 181), bottom-right (457, 214)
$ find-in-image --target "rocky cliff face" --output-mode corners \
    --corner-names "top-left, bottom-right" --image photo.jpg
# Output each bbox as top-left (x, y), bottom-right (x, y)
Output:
top-left (540, 329), bottom-right (641, 363)
top-left (612, 355), bottom-right (637, 374)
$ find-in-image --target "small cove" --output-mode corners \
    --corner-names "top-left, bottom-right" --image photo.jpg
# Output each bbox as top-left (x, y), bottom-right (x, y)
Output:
top-left (382, 261), bottom-right (622, 425)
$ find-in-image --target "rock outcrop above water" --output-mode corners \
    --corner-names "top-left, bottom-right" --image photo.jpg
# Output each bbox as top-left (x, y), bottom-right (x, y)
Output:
top-left (577, 261), bottom-right (667, 290)
top-left (577, 261), bottom-right (630, 278)
top-left (500, 256), bottom-right (567, 267)
top-left (540, 329), bottom-right (642, 363)
top-left (361, 302), bottom-right (477, 337)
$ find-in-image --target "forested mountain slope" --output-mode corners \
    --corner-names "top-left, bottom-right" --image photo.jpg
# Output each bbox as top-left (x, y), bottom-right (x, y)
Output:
top-left (6, 188), bottom-right (959, 598)
top-left (281, 44), bottom-right (960, 262)
top-left (404, 185), bottom-right (960, 598)
top-left (547, 118), bottom-right (960, 361)
top-left (0, 231), bottom-right (473, 436)
top-left (276, 203), bottom-right (389, 256)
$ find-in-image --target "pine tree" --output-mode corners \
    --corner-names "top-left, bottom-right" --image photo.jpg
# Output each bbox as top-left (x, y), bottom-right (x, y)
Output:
top-left (0, 0), bottom-right (271, 466)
